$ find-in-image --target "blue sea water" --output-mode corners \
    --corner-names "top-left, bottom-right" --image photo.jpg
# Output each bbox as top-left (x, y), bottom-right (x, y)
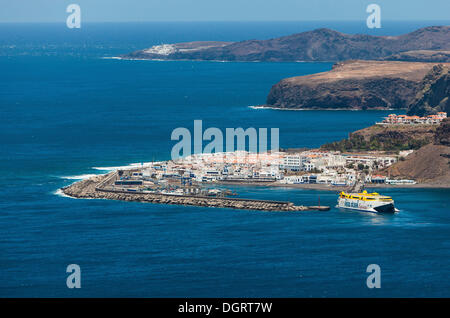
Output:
top-left (0, 21), bottom-right (449, 297)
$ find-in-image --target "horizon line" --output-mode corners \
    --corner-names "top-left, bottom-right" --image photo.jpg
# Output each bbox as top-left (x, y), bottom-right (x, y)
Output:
top-left (1, 19), bottom-right (449, 24)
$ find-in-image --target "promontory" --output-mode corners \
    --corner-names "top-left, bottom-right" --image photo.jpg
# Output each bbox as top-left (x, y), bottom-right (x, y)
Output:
top-left (265, 60), bottom-right (450, 111)
top-left (120, 26), bottom-right (450, 62)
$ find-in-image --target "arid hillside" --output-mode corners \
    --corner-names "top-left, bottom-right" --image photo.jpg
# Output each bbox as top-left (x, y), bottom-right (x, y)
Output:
top-left (382, 144), bottom-right (450, 184)
top-left (322, 118), bottom-right (450, 185)
top-left (380, 118), bottom-right (450, 184)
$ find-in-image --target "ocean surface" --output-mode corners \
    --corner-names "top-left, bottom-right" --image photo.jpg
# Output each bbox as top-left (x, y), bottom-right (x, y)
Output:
top-left (0, 21), bottom-right (449, 297)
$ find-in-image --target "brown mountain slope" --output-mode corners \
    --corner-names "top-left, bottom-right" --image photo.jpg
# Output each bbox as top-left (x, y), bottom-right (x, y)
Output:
top-left (380, 119), bottom-right (450, 185)
top-left (321, 118), bottom-right (450, 185)
top-left (382, 144), bottom-right (450, 184)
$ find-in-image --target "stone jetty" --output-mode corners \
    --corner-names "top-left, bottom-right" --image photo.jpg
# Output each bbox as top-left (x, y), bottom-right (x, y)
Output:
top-left (61, 173), bottom-right (328, 212)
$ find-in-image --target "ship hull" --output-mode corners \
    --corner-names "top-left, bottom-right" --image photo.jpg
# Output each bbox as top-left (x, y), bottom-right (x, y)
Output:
top-left (373, 203), bottom-right (396, 213)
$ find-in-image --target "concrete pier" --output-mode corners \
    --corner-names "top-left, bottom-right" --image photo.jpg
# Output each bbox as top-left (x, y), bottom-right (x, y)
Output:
top-left (61, 173), bottom-right (329, 212)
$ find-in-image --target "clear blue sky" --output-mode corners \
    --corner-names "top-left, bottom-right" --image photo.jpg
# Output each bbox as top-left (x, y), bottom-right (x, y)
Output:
top-left (1, 0), bottom-right (449, 22)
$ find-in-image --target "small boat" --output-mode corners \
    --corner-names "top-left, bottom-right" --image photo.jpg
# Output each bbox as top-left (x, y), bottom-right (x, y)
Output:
top-left (337, 190), bottom-right (399, 213)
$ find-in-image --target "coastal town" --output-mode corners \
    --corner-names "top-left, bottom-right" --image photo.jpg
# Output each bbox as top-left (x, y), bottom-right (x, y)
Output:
top-left (112, 148), bottom-right (412, 193)
top-left (62, 145), bottom-right (407, 212)
top-left (64, 111), bottom-right (449, 204)
top-left (101, 112), bottom-right (450, 196)
top-left (106, 123), bottom-right (431, 197)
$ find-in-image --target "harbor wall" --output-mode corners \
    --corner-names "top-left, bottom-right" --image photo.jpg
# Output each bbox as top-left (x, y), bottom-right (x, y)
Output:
top-left (61, 173), bottom-right (311, 211)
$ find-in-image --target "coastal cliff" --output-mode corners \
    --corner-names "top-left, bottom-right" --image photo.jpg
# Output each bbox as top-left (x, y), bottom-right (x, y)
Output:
top-left (407, 64), bottom-right (450, 116)
top-left (265, 60), bottom-right (447, 110)
top-left (121, 26), bottom-right (450, 62)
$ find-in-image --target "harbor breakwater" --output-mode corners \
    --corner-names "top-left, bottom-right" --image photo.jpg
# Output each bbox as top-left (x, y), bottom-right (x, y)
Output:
top-left (61, 173), bottom-right (329, 212)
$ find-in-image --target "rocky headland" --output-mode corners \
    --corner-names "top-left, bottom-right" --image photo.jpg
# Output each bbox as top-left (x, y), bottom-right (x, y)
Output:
top-left (265, 60), bottom-right (449, 110)
top-left (120, 25), bottom-right (450, 112)
top-left (121, 26), bottom-right (450, 62)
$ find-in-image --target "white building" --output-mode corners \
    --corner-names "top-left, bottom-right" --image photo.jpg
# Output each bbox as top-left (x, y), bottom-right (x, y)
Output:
top-left (280, 155), bottom-right (303, 171)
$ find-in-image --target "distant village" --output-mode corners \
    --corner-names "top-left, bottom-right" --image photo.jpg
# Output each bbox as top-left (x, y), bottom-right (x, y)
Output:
top-left (377, 112), bottom-right (447, 125)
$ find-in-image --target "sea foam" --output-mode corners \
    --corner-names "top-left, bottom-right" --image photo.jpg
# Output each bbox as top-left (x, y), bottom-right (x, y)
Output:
top-left (59, 174), bottom-right (100, 180)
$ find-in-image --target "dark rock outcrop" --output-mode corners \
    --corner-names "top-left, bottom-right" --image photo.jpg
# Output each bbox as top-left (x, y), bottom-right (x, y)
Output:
top-left (321, 123), bottom-right (437, 152)
top-left (121, 26), bottom-right (450, 62)
top-left (407, 65), bottom-right (450, 116)
top-left (265, 60), bottom-right (448, 110)
top-left (435, 118), bottom-right (450, 146)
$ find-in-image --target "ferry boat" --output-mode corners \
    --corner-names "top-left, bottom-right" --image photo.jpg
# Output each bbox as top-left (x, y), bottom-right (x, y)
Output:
top-left (337, 190), bottom-right (399, 213)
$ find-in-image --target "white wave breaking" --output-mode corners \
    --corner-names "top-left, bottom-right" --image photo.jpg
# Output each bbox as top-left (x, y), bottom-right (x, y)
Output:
top-left (91, 166), bottom-right (126, 171)
top-left (53, 189), bottom-right (74, 198)
top-left (53, 188), bottom-right (98, 200)
top-left (59, 174), bottom-right (100, 180)
top-left (92, 161), bottom-right (163, 172)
